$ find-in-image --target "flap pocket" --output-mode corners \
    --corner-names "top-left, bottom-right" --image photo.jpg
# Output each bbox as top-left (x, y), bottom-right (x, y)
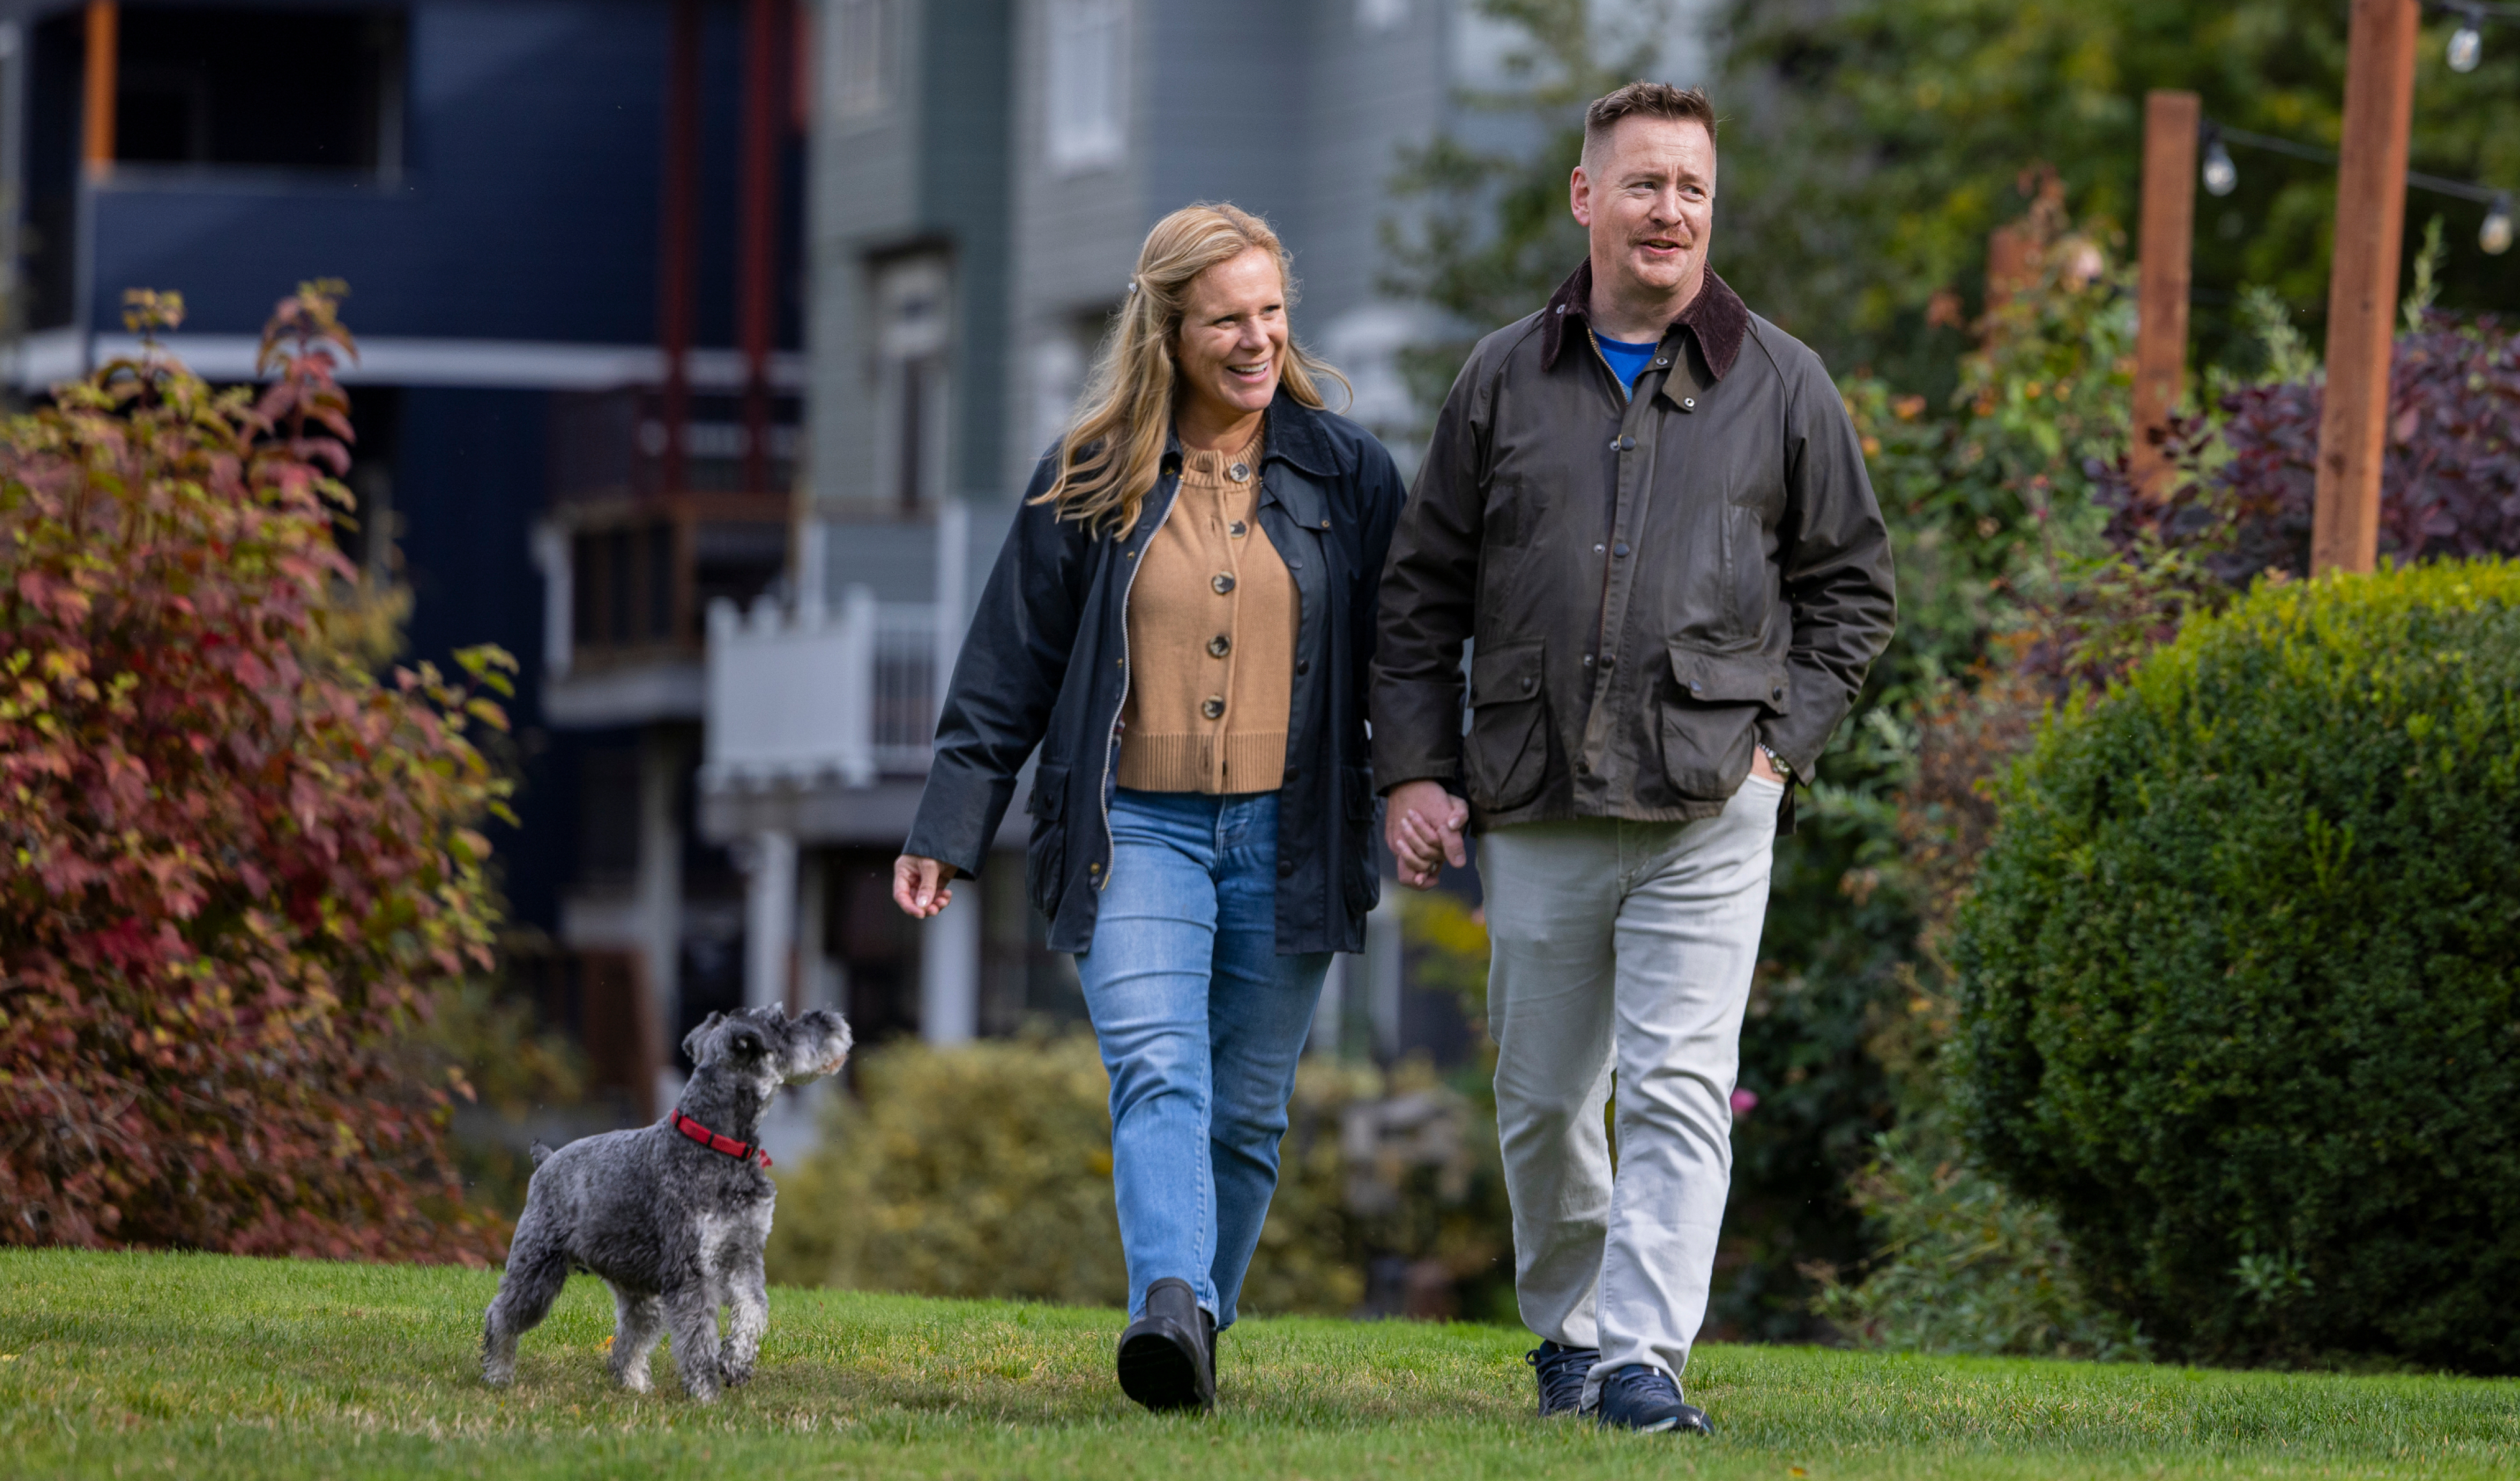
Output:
top-left (1468, 639), bottom-right (1546, 707)
top-left (1667, 646), bottom-right (1790, 712)
top-left (1026, 763), bottom-right (1068, 820)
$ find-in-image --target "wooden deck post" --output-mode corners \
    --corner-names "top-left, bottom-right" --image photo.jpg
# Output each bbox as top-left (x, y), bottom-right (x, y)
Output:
top-left (2312, 0), bottom-right (2418, 575)
top-left (2131, 91), bottom-right (2199, 498)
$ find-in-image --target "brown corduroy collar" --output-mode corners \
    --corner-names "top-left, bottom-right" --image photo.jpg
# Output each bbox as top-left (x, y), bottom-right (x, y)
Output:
top-left (1538, 258), bottom-right (1750, 381)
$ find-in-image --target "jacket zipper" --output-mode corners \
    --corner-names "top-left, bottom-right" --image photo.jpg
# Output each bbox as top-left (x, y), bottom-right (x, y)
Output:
top-left (1098, 478), bottom-right (1181, 891)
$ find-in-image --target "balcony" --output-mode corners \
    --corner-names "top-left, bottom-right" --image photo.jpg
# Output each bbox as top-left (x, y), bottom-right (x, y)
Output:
top-left (536, 388), bottom-right (798, 728)
top-left (702, 586), bottom-right (946, 791)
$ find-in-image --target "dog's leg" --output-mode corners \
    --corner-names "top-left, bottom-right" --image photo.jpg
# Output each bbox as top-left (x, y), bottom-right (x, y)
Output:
top-left (607, 1283), bottom-right (665, 1394)
top-left (721, 1249), bottom-right (770, 1388)
top-left (481, 1232), bottom-right (571, 1387)
top-left (662, 1283), bottom-right (724, 1402)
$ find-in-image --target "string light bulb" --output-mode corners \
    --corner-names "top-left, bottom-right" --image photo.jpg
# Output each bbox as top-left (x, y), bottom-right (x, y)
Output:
top-left (2449, 9), bottom-right (2484, 73)
top-left (2201, 130), bottom-right (2238, 197)
top-left (2483, 193), bottom-right (2513, 255)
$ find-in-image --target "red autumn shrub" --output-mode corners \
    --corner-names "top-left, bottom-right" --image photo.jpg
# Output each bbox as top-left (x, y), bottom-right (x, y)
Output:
top-left (0, 284), bottom-right (512, 1262)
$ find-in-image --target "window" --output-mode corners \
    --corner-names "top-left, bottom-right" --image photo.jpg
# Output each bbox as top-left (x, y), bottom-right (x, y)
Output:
top-left (112, 6), bottom-right (405, 172)
top-left (874, 255), bottom-right (951, 510)
top-left (1356, 0), bottom-right (1409, 32)
top-left (829, 0), bottom-right (891, 122)
top-left (1044, 0), bottom-right (1126, 173)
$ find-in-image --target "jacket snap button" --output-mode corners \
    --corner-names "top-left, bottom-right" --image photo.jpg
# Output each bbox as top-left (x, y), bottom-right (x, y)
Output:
top-left (1600, 655), bottom-right (1615, 671)
top-left (1320, 519), bottom-right (1331, 529)
top-left (1772, 687), bottom-right (1785, 701)
top-left (1202, 696), bottom-right (1226, 719)
top-left (1211, 573), bottom-right (1235, 595)
top-left (1277, 859), bottom-right (1296, 878)
top-left (1522, 676), bottom-right (1535, 691)
top-left (1618, 435), bottom-right (1636, 451)
top-left (1613, 542), bottom-right (1630, 557)
top-left (1582, 654), bottom-right (1594, 667)
top-left (1089, 862), bottom-right (1102, 874)
top-left (1654, 357), bottom-right (1668, 367)
top-left (1690, 680), bottom-right (1704, 695)
top-left (1208, 634), bottom-right (1232, 658)
top-left (1296, 658), bottom-right (1310, 675)
top-left (1682, 396), bottom-right (1696, 410)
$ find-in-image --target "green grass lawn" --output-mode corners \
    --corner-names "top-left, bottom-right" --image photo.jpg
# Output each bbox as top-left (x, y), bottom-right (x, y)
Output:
top-left (2, 1249), bottom-right (2513, 1479)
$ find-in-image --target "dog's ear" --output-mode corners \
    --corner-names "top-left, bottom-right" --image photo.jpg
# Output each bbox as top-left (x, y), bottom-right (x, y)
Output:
top-left (727, 1023), bottom-right (769, 1058)
top-left (681, 1010), bottom-right (725, 1065)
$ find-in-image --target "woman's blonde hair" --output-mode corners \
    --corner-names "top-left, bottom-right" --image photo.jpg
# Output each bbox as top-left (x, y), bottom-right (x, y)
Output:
top-left (1036, 202), bottom-right (1346, 533)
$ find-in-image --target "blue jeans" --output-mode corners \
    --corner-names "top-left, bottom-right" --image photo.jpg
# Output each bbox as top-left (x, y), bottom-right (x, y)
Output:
top-left (1076, 788), bottom-right (1332, 1328)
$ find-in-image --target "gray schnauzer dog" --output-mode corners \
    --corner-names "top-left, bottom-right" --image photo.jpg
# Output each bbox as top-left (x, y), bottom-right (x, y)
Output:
top-left (481, 1005), bottom-right (852, 1401)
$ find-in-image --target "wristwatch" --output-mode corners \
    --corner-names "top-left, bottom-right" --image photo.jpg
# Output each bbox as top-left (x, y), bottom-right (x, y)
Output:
top-left (1758, 743), bottom-right (1795, 783)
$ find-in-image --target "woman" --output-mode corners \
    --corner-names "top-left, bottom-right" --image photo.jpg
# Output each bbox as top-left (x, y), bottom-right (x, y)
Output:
top-left (892, 203), bottom-right (1404, 1412)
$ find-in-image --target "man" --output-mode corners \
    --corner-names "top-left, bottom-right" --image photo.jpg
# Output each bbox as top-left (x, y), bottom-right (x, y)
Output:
top-left (1371, 82), bottom-right (1895, 1434)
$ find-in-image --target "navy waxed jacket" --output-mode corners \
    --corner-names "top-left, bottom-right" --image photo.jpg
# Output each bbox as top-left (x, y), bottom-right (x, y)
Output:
top-left (903, 392), bottom-right (1406, 954)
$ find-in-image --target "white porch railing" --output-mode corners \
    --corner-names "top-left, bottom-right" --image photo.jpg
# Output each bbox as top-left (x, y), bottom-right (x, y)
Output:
top-left (702, 586), bottom-right (947, 789)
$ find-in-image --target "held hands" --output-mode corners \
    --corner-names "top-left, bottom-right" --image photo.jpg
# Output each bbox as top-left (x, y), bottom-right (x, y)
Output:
top-left (1384, 779), bottom-right (1469, 890)
top-left (892, 854), bottom-right (959, 918)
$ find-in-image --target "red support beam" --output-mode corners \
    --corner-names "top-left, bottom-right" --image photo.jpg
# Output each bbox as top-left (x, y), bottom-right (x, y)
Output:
top-left (83, 2), bottom-right (117, 177)
top-left (2131, 90), bottom-right (2199, 499)
top-left (2312, 0), bottom-right (2418, 575)
top-left (738, 0), bottom-right (786, 495)
top-left (658, 0), bottom-right (702, 497)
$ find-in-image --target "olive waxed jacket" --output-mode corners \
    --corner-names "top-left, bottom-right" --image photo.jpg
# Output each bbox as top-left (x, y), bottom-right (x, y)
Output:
top-left (1371, 262), bottom-right (1896, 831)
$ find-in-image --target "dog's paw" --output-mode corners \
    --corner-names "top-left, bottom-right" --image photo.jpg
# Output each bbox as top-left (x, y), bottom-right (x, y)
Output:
top-left (723, 1362), bottom-right (754, 1389)
top-left (615, 1366), bottom-right (653, 1395)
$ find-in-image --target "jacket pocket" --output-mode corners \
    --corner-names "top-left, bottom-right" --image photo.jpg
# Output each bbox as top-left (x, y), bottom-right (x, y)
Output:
top-left (1024, 763), bottom-right (1069, 918)
top-left (1341, 763), bottom-right (1380, 917)
top-left (1658, 646), bottom-right (1788, 800)
top-left (1464, 638), bottom-right (1551, 813)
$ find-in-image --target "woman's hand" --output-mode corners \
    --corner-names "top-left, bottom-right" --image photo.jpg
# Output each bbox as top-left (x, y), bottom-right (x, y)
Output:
top-left (892, 855), bottom-right (960, 918)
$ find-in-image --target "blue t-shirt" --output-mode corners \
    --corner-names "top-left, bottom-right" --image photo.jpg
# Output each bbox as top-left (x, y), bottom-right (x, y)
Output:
top-left (1594, 333), bottom-right (1659, 398)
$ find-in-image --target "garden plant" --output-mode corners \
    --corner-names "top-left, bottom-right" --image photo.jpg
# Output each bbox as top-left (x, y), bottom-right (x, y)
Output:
top-left (1955, 560), bottom-right (2520, 1371)
top-left (0, 285), bottom-right (514, 1262)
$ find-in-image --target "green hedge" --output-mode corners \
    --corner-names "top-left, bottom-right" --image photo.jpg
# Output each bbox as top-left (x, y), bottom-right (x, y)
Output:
top-left (1953, 561), bottom-right (2520, 1370)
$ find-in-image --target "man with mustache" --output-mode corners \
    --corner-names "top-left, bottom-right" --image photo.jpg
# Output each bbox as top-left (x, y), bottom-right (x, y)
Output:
top-left (1372, 82), bottom-right (1895, 1434)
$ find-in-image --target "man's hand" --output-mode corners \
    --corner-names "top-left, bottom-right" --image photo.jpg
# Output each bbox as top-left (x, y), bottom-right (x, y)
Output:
top-left (1384, 780), bottom-right (1469, 890)
top-left (892, 854), bottom-right (959, 918)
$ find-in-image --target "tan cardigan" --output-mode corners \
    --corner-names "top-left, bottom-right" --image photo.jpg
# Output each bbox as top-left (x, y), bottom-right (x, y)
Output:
top-left (1116, 436), bottom-right (1297, 793)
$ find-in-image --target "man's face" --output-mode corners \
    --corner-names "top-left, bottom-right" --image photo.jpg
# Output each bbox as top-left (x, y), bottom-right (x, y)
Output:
top-left (1571, 116), bottom-right (1715, 302)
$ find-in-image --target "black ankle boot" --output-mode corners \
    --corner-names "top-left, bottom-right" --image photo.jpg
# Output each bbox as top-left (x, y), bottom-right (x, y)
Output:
top-left (1117, 1277), bottom-right (1214, 1412)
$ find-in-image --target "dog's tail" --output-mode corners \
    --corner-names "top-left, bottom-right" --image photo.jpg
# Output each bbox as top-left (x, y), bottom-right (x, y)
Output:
top-left (528, 1139), bottom-right (555, 1167)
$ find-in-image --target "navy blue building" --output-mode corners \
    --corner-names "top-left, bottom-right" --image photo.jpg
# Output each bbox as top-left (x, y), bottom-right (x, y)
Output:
top-left (1, 0), bottom-right (807, 1112)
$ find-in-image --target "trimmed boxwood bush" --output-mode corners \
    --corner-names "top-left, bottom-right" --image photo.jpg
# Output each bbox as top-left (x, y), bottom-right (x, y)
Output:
top-left (1953, 560), bottom-right (2520, 1371)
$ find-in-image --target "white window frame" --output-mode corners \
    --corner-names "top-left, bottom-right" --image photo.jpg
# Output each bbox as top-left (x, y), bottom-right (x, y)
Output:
top-left (1044, 0), bottom-right (1128, 174)
top-left (872, 255), bottom-right (953, 510)
top-left (830, 0), bottom-right (892, 123)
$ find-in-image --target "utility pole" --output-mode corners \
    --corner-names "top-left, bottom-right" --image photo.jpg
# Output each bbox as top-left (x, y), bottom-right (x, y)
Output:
top-left (2131, 90), bottom-right (2199, 498)
top-left (2312, 0), bottom-right (2418, 575)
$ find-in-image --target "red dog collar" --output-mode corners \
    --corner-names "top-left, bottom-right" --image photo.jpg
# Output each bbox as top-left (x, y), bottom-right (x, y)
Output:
top-left (671, 1108), bottom-right (770, 1168)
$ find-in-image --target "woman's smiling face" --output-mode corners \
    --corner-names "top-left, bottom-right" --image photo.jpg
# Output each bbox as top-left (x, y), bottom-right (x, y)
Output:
top-left (1173, 247), bottom-right (1289, 432)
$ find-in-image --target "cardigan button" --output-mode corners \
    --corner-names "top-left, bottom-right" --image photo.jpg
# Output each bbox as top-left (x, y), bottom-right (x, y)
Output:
top-left (1212, 573), bottom-right (1236, 595)
top-left (1208, 634), bottom-right (1231, 658)
top-left (1230, 520), bottom-right (1247, 537)
top-left (1202, 697), bottom-right (1226, 720)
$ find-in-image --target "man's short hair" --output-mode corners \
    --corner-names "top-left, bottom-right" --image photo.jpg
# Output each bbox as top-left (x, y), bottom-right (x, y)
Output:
top-left (1582, 81), bottom-right (1717, 165)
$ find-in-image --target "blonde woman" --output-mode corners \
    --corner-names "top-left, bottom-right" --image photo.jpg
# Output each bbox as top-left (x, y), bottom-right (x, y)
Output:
top-left (892, 204), bottom-right (1404, 1411)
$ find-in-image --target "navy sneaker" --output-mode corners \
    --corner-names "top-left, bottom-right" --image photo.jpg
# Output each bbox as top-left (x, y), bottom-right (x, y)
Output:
top-left (1524, 1339), bottom-right (1598, 1418)
top-left (1595, 1363), bottom-right (1712, 1435)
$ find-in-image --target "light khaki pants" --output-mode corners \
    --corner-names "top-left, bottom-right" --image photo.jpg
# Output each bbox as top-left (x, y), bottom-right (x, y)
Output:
top-left (1480, 775), bottom-right (1781, 1405)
